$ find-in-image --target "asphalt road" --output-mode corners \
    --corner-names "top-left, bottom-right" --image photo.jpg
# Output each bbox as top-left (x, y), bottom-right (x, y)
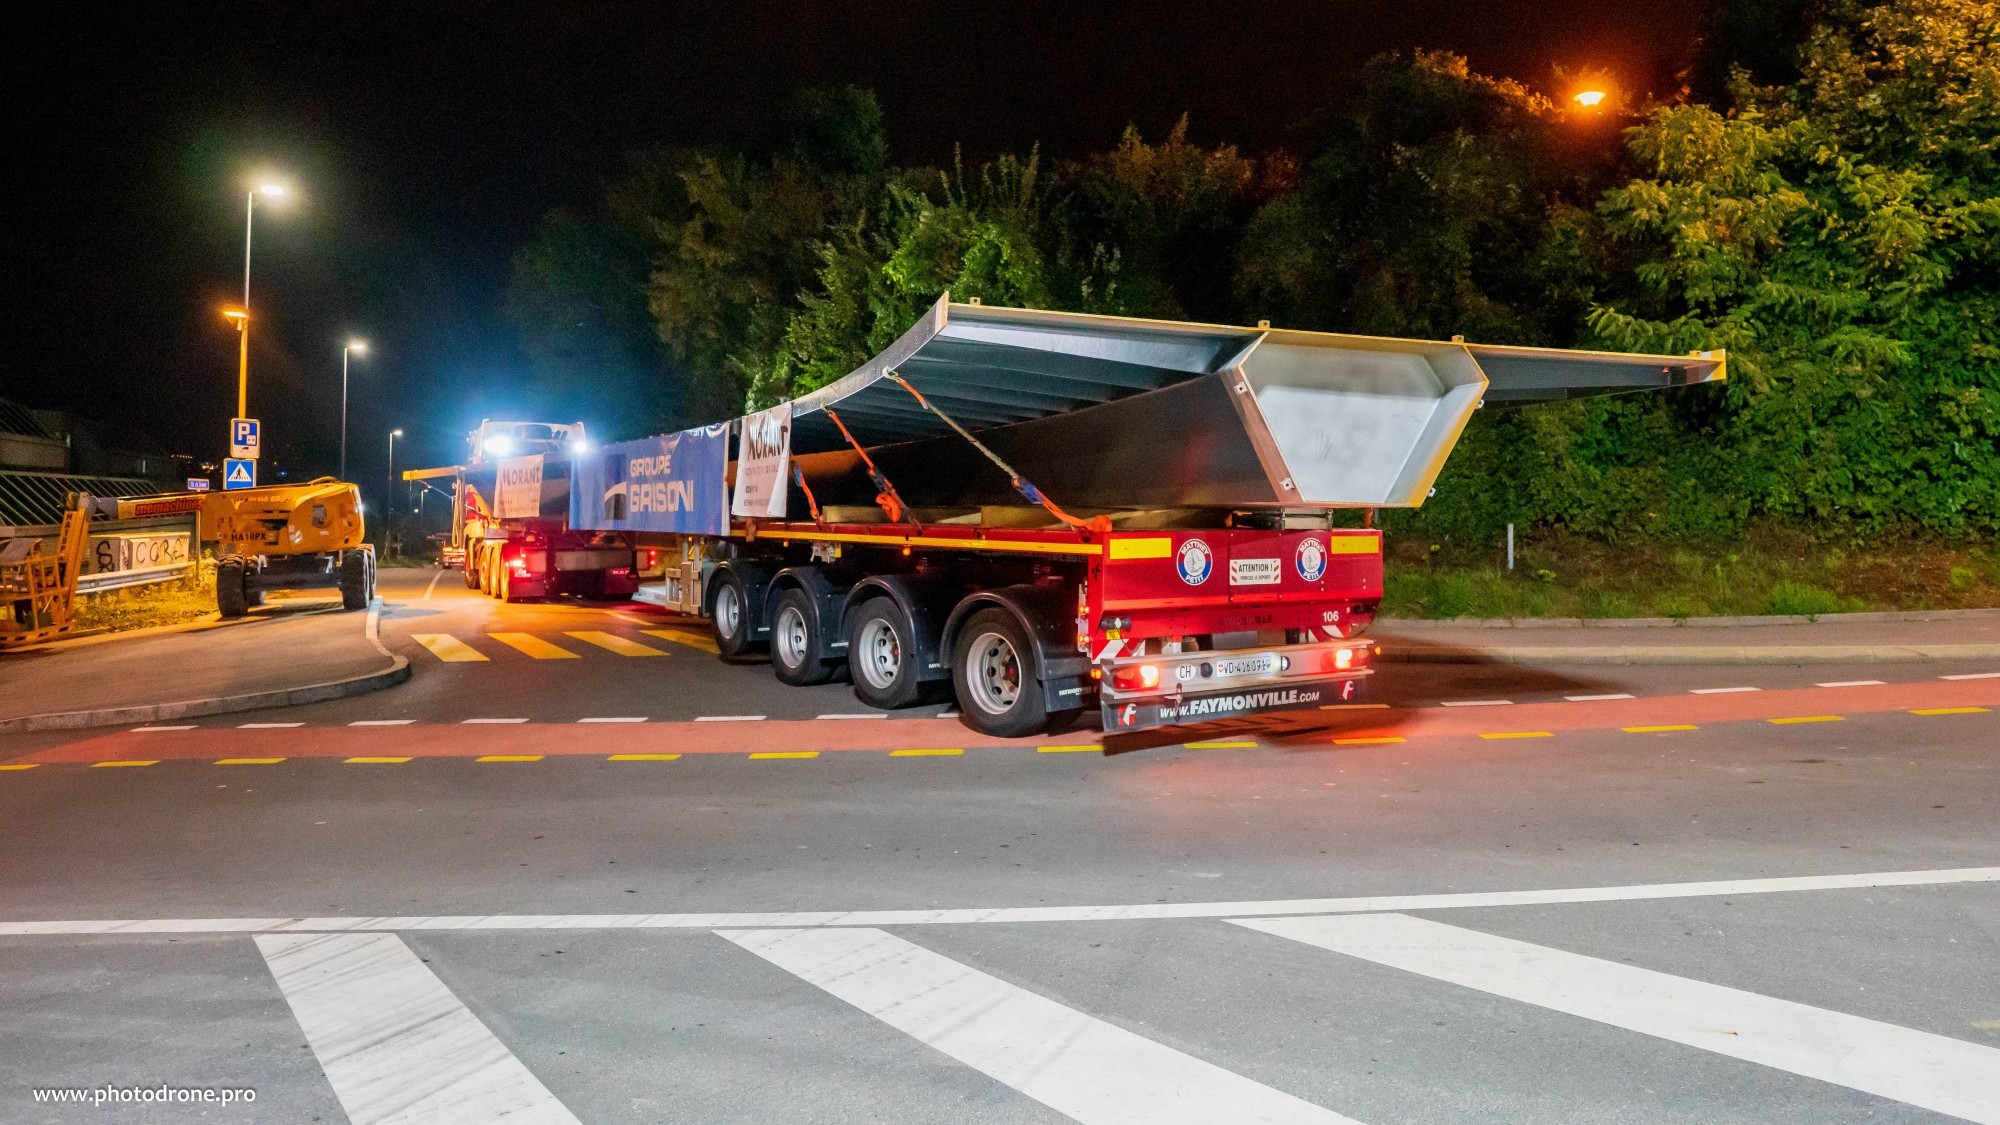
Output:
top-left (3, 567), bottom-right (1998, 1123)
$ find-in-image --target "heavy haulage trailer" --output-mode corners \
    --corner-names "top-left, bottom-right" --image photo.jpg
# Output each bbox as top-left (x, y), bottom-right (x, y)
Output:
top-left (422, 298), bottom-right (1723, 737)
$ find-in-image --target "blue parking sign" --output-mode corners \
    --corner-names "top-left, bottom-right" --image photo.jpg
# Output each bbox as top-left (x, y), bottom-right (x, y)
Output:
top-left (230, 417), bottom-right (260, 459)
top-left (223, 459), bottom-right (257, 490)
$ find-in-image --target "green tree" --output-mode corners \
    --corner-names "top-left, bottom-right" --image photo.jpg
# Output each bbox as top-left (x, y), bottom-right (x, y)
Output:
top-left (1586, 0), bottom-right (2000, 535)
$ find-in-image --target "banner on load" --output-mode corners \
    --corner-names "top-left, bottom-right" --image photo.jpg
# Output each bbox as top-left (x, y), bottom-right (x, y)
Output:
top-left (731, 403), bottom-right (791, 518)
top-left (496, 454), bottom-right (545, 519)
top-left (569, 425), bottom-right (729, 535)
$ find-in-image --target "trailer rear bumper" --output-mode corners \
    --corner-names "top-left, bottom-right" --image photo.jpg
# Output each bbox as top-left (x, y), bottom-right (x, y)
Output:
top-left (1097, 638), bottom-right (1374, 733)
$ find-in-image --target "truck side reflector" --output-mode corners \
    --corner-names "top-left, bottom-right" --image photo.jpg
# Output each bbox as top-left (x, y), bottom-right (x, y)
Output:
top-left (1108, 537), bottom-right (1173, 560)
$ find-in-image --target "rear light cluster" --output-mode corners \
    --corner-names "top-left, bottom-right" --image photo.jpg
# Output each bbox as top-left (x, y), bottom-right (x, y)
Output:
top-left (1107, 644), bottom-right (1370, 694)
top-left (507, 556), bottom-right (531, 576)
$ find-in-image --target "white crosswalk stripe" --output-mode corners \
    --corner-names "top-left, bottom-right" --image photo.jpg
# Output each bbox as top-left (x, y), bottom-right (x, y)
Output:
top-left (720, 926), bottom-right (1364, 1124)
top-left (1233, 912), bottom-right (2000, 1124)
top-left (256, 932), bottom-right (580, 1125)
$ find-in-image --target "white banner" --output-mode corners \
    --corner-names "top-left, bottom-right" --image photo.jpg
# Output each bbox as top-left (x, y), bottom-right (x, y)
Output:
top-left (731, 404), bottom-right (792, 518)
top-left (496, 454), bottom-right (545, 519)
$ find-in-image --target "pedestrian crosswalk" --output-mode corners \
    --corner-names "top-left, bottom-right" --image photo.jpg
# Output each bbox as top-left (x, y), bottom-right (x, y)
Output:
top-left (411, 628), bottom-right (706, 663)
top-left (16, 898), bottom-right (1999, 1125)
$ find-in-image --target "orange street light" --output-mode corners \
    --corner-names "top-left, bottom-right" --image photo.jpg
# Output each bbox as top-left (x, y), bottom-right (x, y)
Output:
top-left (1573, 89), bottom-right (1607, 108)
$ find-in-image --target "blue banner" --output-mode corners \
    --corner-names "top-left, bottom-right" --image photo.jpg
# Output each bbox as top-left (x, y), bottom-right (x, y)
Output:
top-left (568, 425), bottom-right (730, 536)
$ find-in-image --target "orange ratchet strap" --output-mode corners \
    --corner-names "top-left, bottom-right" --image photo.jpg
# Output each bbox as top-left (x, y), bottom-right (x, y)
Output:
top-left (822, 406), bottom-right (909, 524)
top-left (884, 372), bottom-right (1111, 535)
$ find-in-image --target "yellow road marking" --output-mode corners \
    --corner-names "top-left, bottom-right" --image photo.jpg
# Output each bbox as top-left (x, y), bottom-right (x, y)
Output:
top-left (749, 751), bottom-right (819, 760)
top-left (488, 632), bottom-right (580, 659)
top-left (565, 630), bottom-right (667, 657)
top-left (1912, 706), bottom-right (1988, 716)
top-left (1624, 724), bottom-right (1699, 733)
top-left (345, 756), bottom-right (411, 764)
top-left (892, 748), bottom-right (964, 757)
top-left (215, 758), bottom-right (285, 765)
top-left (608, 753), bottom-right (681, 761)
top-left (1769, 715), bottom-right (1844, 725)
top-left (90, 760), bottom-right (157, 768)
top-left (1480, 731), bottom-right (1553, 740)
top-left (1334, 736), bottom-right (1406, 745)
top-left (412, 633), bottom-right (489, 662)
top-left (643, 628), bottom-right (720, 654)
top-left (1037, 745), bottom-right (1100, 754)
top-left (1186, 741), bottom-right (1257, 749)
top-left (0, 763), bottom-right (41, 771)
top-left (476, 755), bottom-right (543, 762)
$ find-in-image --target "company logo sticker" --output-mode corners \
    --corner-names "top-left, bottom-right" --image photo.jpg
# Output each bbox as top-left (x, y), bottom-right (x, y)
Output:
top-left (1296, 537), bottom-right (1327, 582)
top-left (1176, 538), bottom-right (1213, 586)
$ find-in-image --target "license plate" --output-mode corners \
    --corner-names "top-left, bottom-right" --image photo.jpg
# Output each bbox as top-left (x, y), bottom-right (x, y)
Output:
top-left (1212, 654), bottom-right (1278, 677)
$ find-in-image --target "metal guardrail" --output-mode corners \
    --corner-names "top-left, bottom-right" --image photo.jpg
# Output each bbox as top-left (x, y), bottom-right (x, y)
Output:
top-left (75, 561), bottom-right (195, 596)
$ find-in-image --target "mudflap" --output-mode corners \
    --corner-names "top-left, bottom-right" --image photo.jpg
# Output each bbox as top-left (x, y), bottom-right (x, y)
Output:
top-left (1100, 672), bottom-right (1368, 733)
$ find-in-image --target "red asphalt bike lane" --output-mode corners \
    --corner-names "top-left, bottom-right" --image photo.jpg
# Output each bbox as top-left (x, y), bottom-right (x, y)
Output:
top-left (6, 677), bottom-right (1998, 764)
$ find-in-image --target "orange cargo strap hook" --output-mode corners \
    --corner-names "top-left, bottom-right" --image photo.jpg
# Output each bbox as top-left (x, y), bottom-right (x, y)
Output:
top-left (822, 406), bottom-right (909, 524)
top-left (791, 463), bottom-right (825, 524)
top-left (883, 372), bottom-right (1111, 535)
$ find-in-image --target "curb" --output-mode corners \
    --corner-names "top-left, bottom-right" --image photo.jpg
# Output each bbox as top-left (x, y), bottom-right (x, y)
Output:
top-left (1380, 642), bottom-right (2000, 666)
top-left (0, 599), bottom-right (410, 734)
top-left (1380, 607), bottom-right (2000, 630)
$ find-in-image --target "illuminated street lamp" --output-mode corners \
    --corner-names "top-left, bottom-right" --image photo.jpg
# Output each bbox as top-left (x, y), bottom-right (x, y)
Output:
top-left (233, 181), bottom-right (287, 420)
top-left (386, 428), bottom-right (404, 555)
top-left (1573, 89), bottom-right (1607, 108)
top-left (341, 340), bottom-right (368, 480)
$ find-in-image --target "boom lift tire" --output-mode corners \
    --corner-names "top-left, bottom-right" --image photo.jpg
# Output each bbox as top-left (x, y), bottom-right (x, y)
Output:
top-left (710, 570), bottom-right (763, 661)
top-left (847, 596), bottom-right (925, 710)
top-left (951, 607), bottom-right (1062, 738)
top-left (339, 550), bottom-right (371, 611)
top-left (216, 558), bottom-right (249, 618)
top-left (770, 586), bottom-right (837, 687)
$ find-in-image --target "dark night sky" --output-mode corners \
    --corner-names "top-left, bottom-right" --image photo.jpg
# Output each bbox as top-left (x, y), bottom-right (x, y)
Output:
top-left (3, 1), bottom-right (1706, 483)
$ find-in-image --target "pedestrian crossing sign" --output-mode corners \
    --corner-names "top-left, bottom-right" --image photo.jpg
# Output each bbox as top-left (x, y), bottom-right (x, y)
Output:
top-left (224, 459), bottom-right (257, 490)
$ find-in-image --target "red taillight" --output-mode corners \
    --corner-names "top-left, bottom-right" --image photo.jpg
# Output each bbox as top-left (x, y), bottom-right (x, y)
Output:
top-left (1334, 647), bottom-right (1353, 670)
top-left (507, 556), bottom-right (530, 576)
top-left (1111, 663), bottom-right (1161, 691)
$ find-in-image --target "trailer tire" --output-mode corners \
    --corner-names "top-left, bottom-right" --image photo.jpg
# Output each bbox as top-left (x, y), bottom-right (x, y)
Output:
top-left (848, 597), bottom-right (925, 710)
top-left (216, 558), bottom-right (249, 618)
top-left (770, 587), bottom-right (837, 686)
top-left (462, 547), bottom-right (481, 588)
top-left (710, 570), bottom-right (763, 661)
top-left (339, 551), bottom-right (370, 611)
top-left (952, 608), bottom-right (1060, 738)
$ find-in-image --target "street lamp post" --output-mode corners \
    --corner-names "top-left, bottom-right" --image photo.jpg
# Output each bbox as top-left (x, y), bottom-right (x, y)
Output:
top-left (234, 183), bottom-right (286, 420)
top-left (386, 429), bottom-right (404, 556)
top-left (341, 341), bottom-right (367, 479)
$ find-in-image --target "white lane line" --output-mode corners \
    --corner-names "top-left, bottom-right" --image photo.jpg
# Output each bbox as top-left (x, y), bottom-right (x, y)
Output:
top-left (11, 866), bottom-right (1998, 935)
top-left (1816, 680), bottom-right (1886, 688)
top-left (816, 713), bottom-right (880, 720)
top-left (1940, 671), bottom-right (2000, 681)
top-left (693, 715), bottom-right (766, 722)
top-left (577, 717), bottom-right (647, 724)
top-left (1691, 686), bottom-right (1760, 694)
top-left (131, 725), bottom-right (196, 732)
top-left (256, 932), bottom-right (580, 1125)
top-left (1440, 700), bottom-right (1512, 707)
top-left (1565, 693), bottom-right (1634, 701)
top-left (239, 722), bottom-right (304, 729)
top-left (721, 927), bottom-right (1360, 1125)
top-left (1233, 913), bottom-right (2000, 1123)
top-left (422, 569), bottom-right (445, 601)
top-left (349, 719), bottom-right (416, 727)
top-left (461, 718), bottom-right (529, 724)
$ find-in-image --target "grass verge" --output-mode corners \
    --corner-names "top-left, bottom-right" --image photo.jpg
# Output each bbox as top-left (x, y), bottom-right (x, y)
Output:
top-left (1381, 526), bottom-right (2000, 620)
top-left (72, 564), bottom-right (217, 633)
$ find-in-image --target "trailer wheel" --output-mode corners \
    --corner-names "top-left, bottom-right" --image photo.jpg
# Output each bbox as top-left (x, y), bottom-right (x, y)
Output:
top-left (848, 597), bottom-right (923, 709)
top-left (710, 571), bottom-right (763, 661)
top-left (216, 558), bottom-right (249, 618)
top-left (770, 587), bottom-right (836, 686)
top-left (952, 608), bottom-right (1062, 738)
top-left (339, 551), bottom-right (370, 611)
top-left (462, 547), bottom-right (480, 588)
